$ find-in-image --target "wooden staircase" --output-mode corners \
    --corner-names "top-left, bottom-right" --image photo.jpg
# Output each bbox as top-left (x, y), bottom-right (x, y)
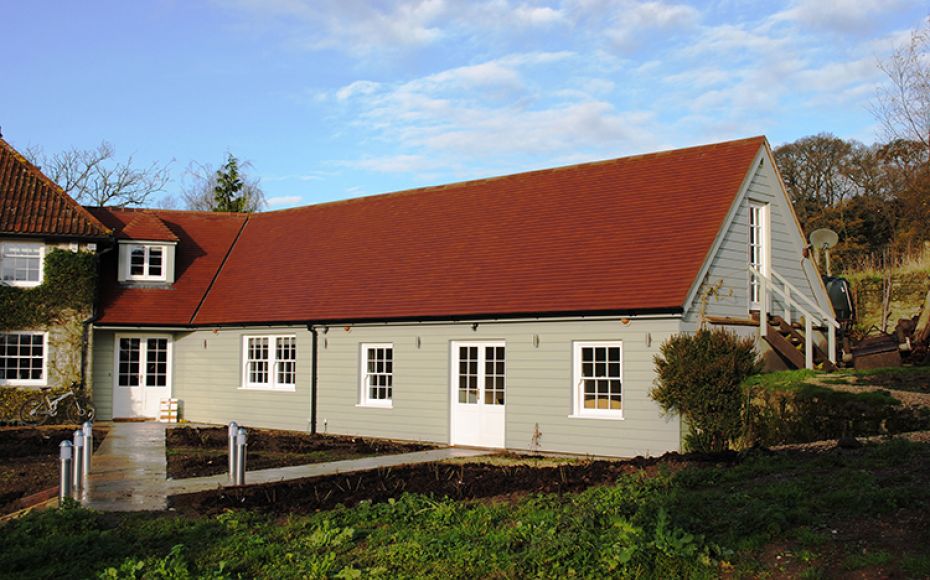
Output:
top-left (750, 266), bottom-right (840, 370)
top-left (763, 315), bottom-right (837, 371)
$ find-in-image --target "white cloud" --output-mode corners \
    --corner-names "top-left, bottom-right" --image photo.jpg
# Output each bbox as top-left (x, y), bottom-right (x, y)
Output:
top-left (336, 80), bottom-right (381, 102)
top-left (772, 0), bottom-right (915, 35)
top-left (267, 195), bottom-right (304, 207)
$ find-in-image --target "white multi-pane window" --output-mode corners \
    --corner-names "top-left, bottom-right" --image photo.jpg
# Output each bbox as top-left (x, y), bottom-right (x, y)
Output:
top-left (242, 335), bottom-right (297, 390)
top-left (572, 341), bottom-right (623, 418)
top-left (455, 343), bottom-right (505, 406)
top-left (125, 244), bottom-right (166, 281)
top-left (360, 344), bottom-right (393, 406)
top-left (0, 242), bottom-right (43, 287)
top-left (117, 337), bottom-right (170, 388)
top-left (748, 202), bottom-right (767, 306)
top-left (0, 332), bottom-right (47, 386)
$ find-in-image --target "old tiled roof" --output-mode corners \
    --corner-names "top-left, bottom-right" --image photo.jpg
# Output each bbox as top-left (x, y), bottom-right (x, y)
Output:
top-left (87, 208), bottom-right (247, 326)
top-left (195, 136), bottom-right (766, 325)
top-left (0, 138), bottom-right (110, 238)
top-left (118, 212), bottom-right (179, 242)
top-left (92, 136), bottom-right (766, 327)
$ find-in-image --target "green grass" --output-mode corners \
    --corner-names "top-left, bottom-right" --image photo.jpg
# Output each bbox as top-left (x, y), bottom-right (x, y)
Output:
top-left (843, 550), bottom-right (893, 571)
top-left (743, 369), bottom-right (819, 392)
top-left (2, 439), bottom-right (928, 579)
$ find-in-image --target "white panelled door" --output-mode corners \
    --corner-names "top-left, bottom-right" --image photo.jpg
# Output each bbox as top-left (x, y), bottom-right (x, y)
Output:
top-left (113, 335), bottom-right (172, 419)
top-left (450, 341), bottom-right (505, 448)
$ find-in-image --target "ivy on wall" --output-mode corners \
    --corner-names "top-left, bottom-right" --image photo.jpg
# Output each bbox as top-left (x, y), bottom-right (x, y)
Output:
top-left (0, 248), bottom-right (97, 330)
top-left (0, 248), bottom-right (97, 422)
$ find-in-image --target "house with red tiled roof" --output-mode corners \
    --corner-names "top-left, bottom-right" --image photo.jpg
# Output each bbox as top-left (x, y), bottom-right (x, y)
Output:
top-left (0, 137), bottom-right (110, 397)
top-left (84, 136), bottom-right (837, 457)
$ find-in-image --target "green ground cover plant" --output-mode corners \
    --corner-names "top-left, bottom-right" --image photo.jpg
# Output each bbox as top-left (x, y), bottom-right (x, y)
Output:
top-left (741, 366), bottom-right (930, 446)
top-left (2, 438), bottom-right (927, 579)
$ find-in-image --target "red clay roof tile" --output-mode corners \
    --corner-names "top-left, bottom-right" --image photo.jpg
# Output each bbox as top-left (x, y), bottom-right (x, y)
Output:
top-left (192, 136), bottom-right (767, 325)
top-left (87, 208), bottom-right (247, 326)
top-left (118, 212), bottom-right (179, 242)
top-left (0, 138), bottom-right (110, 238)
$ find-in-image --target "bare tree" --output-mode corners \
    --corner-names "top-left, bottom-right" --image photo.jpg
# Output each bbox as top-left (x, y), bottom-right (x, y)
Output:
top-left (872, 18), bottom-right (930, 152)
top-left (181, 156), bottom-right (266, 212)
top-left (25, 141), bottom-right (171, 207)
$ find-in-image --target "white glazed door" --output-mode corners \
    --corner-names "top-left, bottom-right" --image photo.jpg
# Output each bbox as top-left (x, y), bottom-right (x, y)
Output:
top-left (113, 336), bottom-right (171, 418)
top-left (450, 342), bottom-right (505, 448)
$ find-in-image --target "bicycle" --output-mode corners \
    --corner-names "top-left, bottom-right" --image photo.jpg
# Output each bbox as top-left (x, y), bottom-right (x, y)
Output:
top-left (18, 381), bottom-right (96, 425)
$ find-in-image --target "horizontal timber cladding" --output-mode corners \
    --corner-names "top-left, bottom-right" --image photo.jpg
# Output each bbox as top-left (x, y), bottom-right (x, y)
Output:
top-left (171, 327), bottom-right (314, 431)
top-left (316, 317), bottom-right (682, 458)
top-left (685, 157), bottom-right (825, 326)
top-left (92, 326), bottom-right (314, 430)
top-left (91, 331), bottom-right (115, 419)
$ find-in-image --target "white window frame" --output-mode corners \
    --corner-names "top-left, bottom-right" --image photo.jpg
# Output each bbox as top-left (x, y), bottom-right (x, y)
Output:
top-left (0, 241), bottom-right (45, 288)
top-left (113, 334), bottom-right (174, 390)
top-left (0, 331), bottom-right (49, 387)
top-left (359, 343), bottom-right (394, 408)
top-left (124, 243), bottom-right (168, 282)
top-left (240, 334), bottom-right (297, 391)
top-left (748, 201), bottom-right (769, 309)
top-left (570, 341), bottom-right (624, 420)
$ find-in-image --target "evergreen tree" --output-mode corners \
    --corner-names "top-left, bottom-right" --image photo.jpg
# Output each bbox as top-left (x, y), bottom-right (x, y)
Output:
top-left (212, 154), bottom-right (250, 212)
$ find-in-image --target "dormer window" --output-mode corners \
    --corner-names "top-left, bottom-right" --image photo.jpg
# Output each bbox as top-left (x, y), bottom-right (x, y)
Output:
top-left (129, 244), bottom-right (166, 280)
top-left (118, 241), bottom-right (174, 284)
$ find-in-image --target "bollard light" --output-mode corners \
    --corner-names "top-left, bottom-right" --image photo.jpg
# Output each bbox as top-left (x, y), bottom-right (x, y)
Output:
top-left (72, 430), bottom-right (84, 494)
top-left (234, 428), bottom-right (248, 486)
top-left (82, 421), bottom-right (93, 475)
top-left (228, 421), bottom-right (239, 483)
top-left (59, 441), bottom-right (73, 506)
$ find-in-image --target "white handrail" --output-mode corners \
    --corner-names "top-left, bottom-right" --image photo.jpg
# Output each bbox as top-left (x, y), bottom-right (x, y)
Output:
top-left (750, 266), bottom-right (838, 368)
top-left (771, 269), bottom-right (840, 329)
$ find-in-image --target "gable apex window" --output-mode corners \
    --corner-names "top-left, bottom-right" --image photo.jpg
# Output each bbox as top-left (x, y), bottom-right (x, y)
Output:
top-left (0, 241), bottom-right (44, 287)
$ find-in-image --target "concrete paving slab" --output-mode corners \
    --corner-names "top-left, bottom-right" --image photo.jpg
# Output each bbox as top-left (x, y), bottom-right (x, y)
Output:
top-left (168, 447), bottom-right (489, 496)
top-left (84, 422), bottom-right (168, 511)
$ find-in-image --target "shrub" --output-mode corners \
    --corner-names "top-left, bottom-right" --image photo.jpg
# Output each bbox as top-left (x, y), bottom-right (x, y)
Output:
top-left (652, 329), bottom-right (761, 453)
top-left (743, 382), bottom-right (930, 446)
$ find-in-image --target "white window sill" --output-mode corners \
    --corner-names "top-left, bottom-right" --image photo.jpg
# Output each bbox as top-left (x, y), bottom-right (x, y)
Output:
top-left (0, 381), bottom-right (47, 388)
top-left (567, 413), bottom-right (624, 421)
top-left (2, 281), bottom-right (41, 288)
top-left (239, 385), bottom-right (296, 393)
top-left (356, 402), bottom-right (393, 409)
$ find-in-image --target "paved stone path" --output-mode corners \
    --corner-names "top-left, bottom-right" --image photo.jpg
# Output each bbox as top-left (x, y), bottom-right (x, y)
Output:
top-left (83, 422), bottom-right (488, 510)
top-left (84, 422), bottom-right (168, 511)
top-left (168, 447), bottom-right (488, 495)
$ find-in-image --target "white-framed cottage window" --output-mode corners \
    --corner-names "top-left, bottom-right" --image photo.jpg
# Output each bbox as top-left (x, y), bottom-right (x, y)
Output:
top-left (359, 343), bottom-right (393, 407)
top-left (0, 332), bottom-right (48, 386)
top-left (125, 244), bottom-right (167, 281)
top-left (241, 335), bottom-right (297, 391)
top-left (748, 201), bottom-right (768, 307)
top-left (0, 241), bottom-right (44, 287)
top-left (571, 341), bottom-right (623, 419)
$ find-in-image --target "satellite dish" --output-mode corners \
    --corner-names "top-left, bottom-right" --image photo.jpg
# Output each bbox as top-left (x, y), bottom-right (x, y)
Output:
top-left (809, 228), bottom-right (839, 275)
top-left (810, 228), bottom-right (839, 249)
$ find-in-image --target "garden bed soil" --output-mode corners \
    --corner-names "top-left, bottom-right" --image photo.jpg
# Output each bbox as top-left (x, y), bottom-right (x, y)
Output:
top-left (166, 426), bottom-right (433, 479)
top-left (0, 425), bottom-right (107, 515)
top-left (169, 450), bottom-right (738, 516)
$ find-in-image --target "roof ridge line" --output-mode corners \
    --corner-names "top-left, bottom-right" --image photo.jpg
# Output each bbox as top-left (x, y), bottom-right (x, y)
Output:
top-left (256, 135), bottom-right (767, 217)
top-left (189, 214), bottom-right (251, 325)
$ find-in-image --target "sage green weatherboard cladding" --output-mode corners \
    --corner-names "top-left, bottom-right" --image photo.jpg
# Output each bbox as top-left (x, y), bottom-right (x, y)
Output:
top-left (315, 318), bottom-right (682, 458)
top-left (92, 327), bottom-right (314, 432)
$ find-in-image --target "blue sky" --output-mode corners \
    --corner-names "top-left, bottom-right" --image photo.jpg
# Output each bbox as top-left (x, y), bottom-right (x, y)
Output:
top-left (1, 1), bottom-right (926, 209)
